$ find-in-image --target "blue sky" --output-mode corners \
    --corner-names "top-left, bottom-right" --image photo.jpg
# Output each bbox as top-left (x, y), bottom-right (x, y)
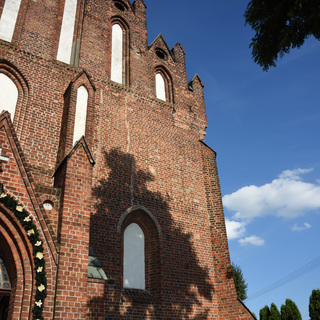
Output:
top-left (145, 1), bottom-right (320, 319)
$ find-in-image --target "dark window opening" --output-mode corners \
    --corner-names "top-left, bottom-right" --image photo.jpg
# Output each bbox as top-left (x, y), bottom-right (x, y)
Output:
top-left (115, 1), bottom-right (125, 11)
top-left (155, 49), bottom-right (167, 60)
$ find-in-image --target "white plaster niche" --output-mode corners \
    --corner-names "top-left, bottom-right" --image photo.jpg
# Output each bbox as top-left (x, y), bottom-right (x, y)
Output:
top-left (73, 85), bottom-right (88, 144)
top-left (0, 0), bottom-right (22, 42)
top-left (111, 23), bottom-right (123, 84)
top-left (155, 73), bottom-right (166, 101)
top-left (0, 73), bottom-right (18, 120)
top-left (57, 0), bottom-right (77, 64)
top-left (123, 223), bottom-right (145, 289)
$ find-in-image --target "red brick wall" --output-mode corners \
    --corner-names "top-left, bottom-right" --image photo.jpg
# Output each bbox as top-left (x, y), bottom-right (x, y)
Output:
top-left (53, 138), bottom-right (94, 319)
top-left (200, 141), bottom-right (255, 319)
top-left (0, 113), bottom-right (57, 318)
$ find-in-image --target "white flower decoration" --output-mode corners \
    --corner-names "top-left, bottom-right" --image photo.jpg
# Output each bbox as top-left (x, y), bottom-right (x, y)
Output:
top-left (27, 229), bottom-right (35, 236)
top-left (38, 284), bottom-right (45, 292)
top-left (36, 252), bottom-right (44, 260)
top-left (23, 216), bottom-right (31, 222)
top-left (35, 300), bottom-right (42, 307)
top-left (16, 205), bottom-right (23, 212)
top-left (35, 240), bottom-right (42, 246)
top-left (37, 266), bottom-right (43, 273)
top-left (0, 193), bottom-right (6, 198)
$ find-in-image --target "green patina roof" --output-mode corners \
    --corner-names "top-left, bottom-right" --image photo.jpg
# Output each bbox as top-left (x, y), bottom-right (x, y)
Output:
top-left (88, 247), bottom-right (107, 280)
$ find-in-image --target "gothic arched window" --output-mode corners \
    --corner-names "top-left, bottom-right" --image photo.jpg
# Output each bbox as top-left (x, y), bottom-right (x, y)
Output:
top-left (155, 73), bottom-right (166, 101)
top-left (0, 73), bottom-right (18, 120)
top-left (57, 0), bottom-right (77, 64)
top-left (155, 68), bottom-right (173, 103)
top-left (73, 85), bottom-right (88, 144)
top-left (111, 23), bottom-right (124, 84)
top-left (0, 0), bottom-right (22, 42)
top-left (119, 208), bottom-right (161, 302)
top-left (123, 223), bottom-right (145, 290)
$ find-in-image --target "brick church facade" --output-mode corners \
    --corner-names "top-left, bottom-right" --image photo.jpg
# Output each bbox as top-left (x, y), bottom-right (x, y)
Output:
top-left (0, 0), bottom-right (255, 319)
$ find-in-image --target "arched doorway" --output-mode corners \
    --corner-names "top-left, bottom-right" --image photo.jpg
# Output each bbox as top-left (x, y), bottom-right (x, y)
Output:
top-left (0, 257), bottom-right (11, 319)
top-left (0, 203), bottom-right (33, 319)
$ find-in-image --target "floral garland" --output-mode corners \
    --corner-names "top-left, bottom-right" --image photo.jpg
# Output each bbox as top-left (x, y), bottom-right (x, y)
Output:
top-left (0, 192), bottom-right (47, 320)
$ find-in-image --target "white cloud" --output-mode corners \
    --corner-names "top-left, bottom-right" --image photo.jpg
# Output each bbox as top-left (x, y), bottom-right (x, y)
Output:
top-left (223, 168), bottom-right (320, 220)
top-left (238, 236), bottom-right (265, 246)
top-left (291, 222), bottom-right (312, 232)
top-left (279, 168), bottom-right (313, 180)
top-left (225, 219), bottom-right (246, 240)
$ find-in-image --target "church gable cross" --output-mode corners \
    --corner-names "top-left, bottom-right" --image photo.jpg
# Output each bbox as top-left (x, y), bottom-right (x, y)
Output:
top-left (0, 147), bottom-right (9, 172)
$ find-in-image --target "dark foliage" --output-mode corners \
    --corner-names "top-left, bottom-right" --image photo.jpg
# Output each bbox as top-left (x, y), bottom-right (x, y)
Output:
top-left (231, 262), bottom-right (248, 301)
top-left (244, 0), bottom-right (320, 70)
top-left (270, 303), bottom-right (281, 320)
top-left (309, 289), bottom-right (320, 320)
top-left (260, 305), bottom-right (270, 320)
top-left (280, 298), bottom-right (302, 320)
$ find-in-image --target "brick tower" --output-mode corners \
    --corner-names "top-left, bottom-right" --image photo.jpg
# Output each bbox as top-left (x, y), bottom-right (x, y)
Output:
top-left (0, 0), bottom-right (255, 319)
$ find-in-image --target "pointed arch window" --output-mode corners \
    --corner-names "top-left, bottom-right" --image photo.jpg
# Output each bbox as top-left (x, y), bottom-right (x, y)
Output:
top-left (57, 74), bottom-right (95, 165)
top-left (0, 73), bottom-right (18, 120)
top-left (123, 223), bottom-right (145, 290)
top-left (57, 0), bottom-right (78, 64)
top-left (0, 0), bottom-right (22, 42)
top-left (111, 23), bottom-right (124, 84)
top-left (73, 85), bottom-right (88, 144)
top-left (155, 68), bottom-right (172, 103)
top-left (155, 73), bottom-right (166, 101)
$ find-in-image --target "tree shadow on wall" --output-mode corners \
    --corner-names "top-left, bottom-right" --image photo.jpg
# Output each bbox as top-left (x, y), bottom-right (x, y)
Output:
top-left (88, 148), bottom-right (215, 319)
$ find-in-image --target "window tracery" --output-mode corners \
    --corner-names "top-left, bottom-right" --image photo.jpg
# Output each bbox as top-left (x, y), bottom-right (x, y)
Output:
top-left (0, 258), bottom-right (11, 289)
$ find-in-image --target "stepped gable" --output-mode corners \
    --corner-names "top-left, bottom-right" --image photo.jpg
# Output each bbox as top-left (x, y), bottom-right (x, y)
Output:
top-left (148, 33), bottom-right (175, 63)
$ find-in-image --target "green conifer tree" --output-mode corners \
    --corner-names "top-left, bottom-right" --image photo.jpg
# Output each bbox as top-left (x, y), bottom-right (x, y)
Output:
top-left (269, 303), bottom-right (281, 320)
top-left (309, 289), bottom-right (320, 320)
top-left (280, 299), bottom-right (302, 320)
top-left (231, 262), bottom-right (248, 301)
top-left (260, 305), bottom-right (270, 320)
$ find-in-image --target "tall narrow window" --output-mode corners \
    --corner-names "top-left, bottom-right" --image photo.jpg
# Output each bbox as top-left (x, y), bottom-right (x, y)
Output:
top-left (73, 85), bottom-right (88, 144)
top-left (123, 223), bottom-right (145, 290)
top-left (111, 23), bottom-right (123, 84)
top-left (0, 73), bottom-right (18, 120)
top-left (155, 73), bottom-right (166, 101)
top-left (57, 0), bottom-right (77, 64)
top-left (0, 0), bottom-right (22, 42)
